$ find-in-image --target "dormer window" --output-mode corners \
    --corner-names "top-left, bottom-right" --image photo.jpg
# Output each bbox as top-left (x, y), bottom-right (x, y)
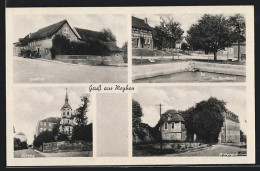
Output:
top-left (171, 123), bottom-right (175, 129)
top-left (167, 114), bottom-right (172, 120)
top-left (164, 122), bottom-right (168, 130)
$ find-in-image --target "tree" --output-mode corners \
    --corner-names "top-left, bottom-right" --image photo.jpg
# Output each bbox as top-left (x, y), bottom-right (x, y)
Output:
top-left (33, 131), bottom-right (55, 148)
top-left (183, 97), bottom-right (226, 143)
top-left (74, 94), bottom-right (90, 126)
top-left (72, 94), bottom-right (91, 141)
top-left (154, 17), bottom-right (184, 49)
top-left (228, 14), bottom-right (246, 61)
top-left (50, 35), bottom-right (71, 59)
top-left (57, 133), bottom-right (69, 142)
top-left (51, 122), bottom-right (60, 137)
top-left (99, 28), bottom-right (117, 43)
top-left (132, 99), bottom-right (143, 127)
top-left (186, 14), bottom-right (232, 60)
top-left (121, 41), bottom-right (128, 63)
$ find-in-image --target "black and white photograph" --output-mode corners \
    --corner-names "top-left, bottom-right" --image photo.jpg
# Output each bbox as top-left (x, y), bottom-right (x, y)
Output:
top-left (132, 14), bottom-right (246, 83)
top-left (12, 14), bottom-right (128, 83)
top-left (132, 86), bottom-right (247, 157)
top-left (13, 87), bottom-right (93, 157)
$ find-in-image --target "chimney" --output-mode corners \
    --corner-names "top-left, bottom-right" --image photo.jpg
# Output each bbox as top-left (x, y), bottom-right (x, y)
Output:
top-left (29, 32), bottom-right (31, 38)
top-left (144, 18), bottom-right (148, 24)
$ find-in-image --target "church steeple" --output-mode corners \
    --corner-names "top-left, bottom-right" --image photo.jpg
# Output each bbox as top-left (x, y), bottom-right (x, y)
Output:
top-left (61, 88), bottom-right (72, 110)
top-left (65, 88), bottom-right (68, 103)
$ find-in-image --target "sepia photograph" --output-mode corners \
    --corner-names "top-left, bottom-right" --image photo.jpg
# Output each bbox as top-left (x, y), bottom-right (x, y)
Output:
top-left (132, 14), bottom-right (246, 83)
top-left (13, 87), bottom-right (93, 157)
top-left (132, 86), bottom-right (247, 157)
top-left (12, 14), bottom-right (128, 83)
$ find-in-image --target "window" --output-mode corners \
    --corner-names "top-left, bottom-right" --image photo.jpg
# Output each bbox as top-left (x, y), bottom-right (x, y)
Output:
top-left (44, 122), bottom-right (46, 126)
top-left (171, 123), bottom-right (175, 129)
top-left (164, 122), bottom-right (168, 130)
top-left (44, 128), bottom-right (46, 131)
top-left (40, 128), bottom-right (43, 132)
top-left (45, 48), bottom-right (49, 55)
top-left (68, 120), bottom-right (69, 123)
top-left (63, 28), bottom-right (68, 36)
top-left (145, 38), bottom-right (150, 44)
top-left (49, 129), bottom-right (51, 131)
top-left (67, 111), bottom-right (69, 115)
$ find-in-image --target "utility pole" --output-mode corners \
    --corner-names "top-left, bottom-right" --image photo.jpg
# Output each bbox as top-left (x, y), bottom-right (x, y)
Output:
top-left (157, 103), bottom-right (164, 151)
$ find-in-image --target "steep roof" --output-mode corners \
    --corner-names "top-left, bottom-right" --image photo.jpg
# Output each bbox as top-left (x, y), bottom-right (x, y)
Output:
top-left (132, 16), bottom-right (153, 31)
top-left (102, 42), bottom-right (124, 52)
top-left (74, 27), bottom-right (102, 41)
top-left (160, 110), bottom-right (185, 123)
top-left (176, 36), bottom-right (186, 43)
top-left (22, 20), bottom-right (79, 41)
top-left (39, 117), bottom-right (61, 123)
top-left (16, 132), bottom-right (25, 136)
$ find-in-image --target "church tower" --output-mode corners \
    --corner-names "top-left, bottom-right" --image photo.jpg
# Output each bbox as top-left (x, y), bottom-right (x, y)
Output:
top-left (59, 88), bottom-right (74, 136)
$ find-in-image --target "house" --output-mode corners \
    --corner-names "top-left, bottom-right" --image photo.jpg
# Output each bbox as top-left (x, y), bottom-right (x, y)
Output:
top-left (15, 20), bottom-right (124, 64)
top-left (14, 132), bottom-right (27, 142)
top-left (35, 117), bottom-right (61, 137)
top-left (74, 27), bottom-right (124, 65)
top-left (175, 36), bottom-right (187, 49)
top-left (132, 16), bottom-right (155, 50)
top-left (18, 20), bottom-right (80, 59)
top-left (217, 42), bottom-right (246, 61)
top-left (59, 89), bottom-right (76, 137)
top-left (218, 110), bottom-right (240, 143)
top-left (160, 110), bottom-right (187, 141)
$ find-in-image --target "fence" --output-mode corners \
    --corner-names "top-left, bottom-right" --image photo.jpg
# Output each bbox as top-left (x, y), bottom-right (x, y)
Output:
top-left (42, 141), bottom-right (92, 153)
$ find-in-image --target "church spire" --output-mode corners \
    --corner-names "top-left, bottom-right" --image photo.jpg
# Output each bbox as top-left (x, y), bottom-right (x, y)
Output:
top-left (65, 88), bottom-right (68, 103)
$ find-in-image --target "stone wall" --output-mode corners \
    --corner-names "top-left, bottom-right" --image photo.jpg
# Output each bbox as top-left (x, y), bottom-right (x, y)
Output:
top-left (55, 55), bottom-right (125, 66)
top-left (42, 141), bottom-right (92, 152)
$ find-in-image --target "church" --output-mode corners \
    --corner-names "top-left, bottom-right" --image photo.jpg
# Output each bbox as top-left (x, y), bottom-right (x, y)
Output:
top-left (59, 89), bottom-right (77, 137)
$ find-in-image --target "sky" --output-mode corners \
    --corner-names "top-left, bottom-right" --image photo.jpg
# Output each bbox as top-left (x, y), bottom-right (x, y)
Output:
top-left (133, 86), bottom-right (247, 134)
top-left (133, 13), bottom-right (242, 36)
top-left (13, 87), bottom-right (94, 144)
top-left (13, 14), bottom-right (127, 47)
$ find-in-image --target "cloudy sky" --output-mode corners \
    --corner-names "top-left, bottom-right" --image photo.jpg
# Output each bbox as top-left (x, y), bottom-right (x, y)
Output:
top-left (13, 14), bottom-right (127, 47)
top-left (14, 87), bottom-right (94, 144)
top-left (133, 86), bottom-right (247, 134)
top-left (133, 13), bottom-right (242, 36)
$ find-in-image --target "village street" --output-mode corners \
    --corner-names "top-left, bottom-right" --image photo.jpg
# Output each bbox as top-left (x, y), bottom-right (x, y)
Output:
top-left (14, 147), bottom-right (44, 158)
top-left (14, 147), bottom-right (93, 157)
top-left (163, 144), bottom-right (246, 157)
top-left (13, 56), bottom-right (127, 83)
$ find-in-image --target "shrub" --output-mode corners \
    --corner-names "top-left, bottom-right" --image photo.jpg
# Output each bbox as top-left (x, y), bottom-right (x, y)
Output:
top-left (57, 133), bottom-right (69, 142)
top-left (33, 131), bottom-right (55, 148)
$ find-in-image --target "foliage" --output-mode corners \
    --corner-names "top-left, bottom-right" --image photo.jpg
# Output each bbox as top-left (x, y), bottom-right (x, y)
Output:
top-left (186, 14), bottom-right (232, 60)
top-left (50, 35), bottom-right (110, 59)
top-left (14, 138), bottom-right (28, 150)
top-left (132, 99), bottom-right (143, 127)
top-left (99, 28), bottom-right (117, 43)
top-left (228, 14), bottom-right (246, 61)
top-left (71, 124), bottom-right (93, 142)
top-left (72, 94), bottom-right (92, 142)
top-left (240, 130), bottom-right (247, 143)
top-left (182, 97), bottom-right (226, 143)
top-left (57, 133), bottom-right (69, 142)
top-left (51, 122), bottom-right (60, 137)
top-left (74, 94), bottom-right (90, 126)
top-left (33, 131), bottom-right (55, 148)
top-left (181, 42), bottom-right (189, 51)
top-left (154, 17), bottom-right (184, 49)
top-left (121, 41), bottom-right (128, 63)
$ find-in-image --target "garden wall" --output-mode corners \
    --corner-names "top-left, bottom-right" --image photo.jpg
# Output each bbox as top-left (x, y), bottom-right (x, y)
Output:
top-left (55, 55), bottom-right (124, 66)
top-left (42, 141), bottom-right (92, 153)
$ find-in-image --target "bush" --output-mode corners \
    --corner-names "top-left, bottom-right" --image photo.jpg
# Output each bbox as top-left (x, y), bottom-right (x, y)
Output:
top-left (57, 133), bottom-right (69, 142)
top-left (71, 124), bottom-right (93, 142)
top-left (50, 35), bottom-right (111, 58)
top-left (33, 131), bottom-right (55, 148)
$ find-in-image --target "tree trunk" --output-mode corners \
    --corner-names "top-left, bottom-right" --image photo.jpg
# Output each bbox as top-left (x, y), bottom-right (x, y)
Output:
top-left (213, 51), bottom-right (217, 61)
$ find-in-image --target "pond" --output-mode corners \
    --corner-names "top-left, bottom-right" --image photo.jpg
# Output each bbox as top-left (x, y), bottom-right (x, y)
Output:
top-left (133, 71), bottom-right (246, 83)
